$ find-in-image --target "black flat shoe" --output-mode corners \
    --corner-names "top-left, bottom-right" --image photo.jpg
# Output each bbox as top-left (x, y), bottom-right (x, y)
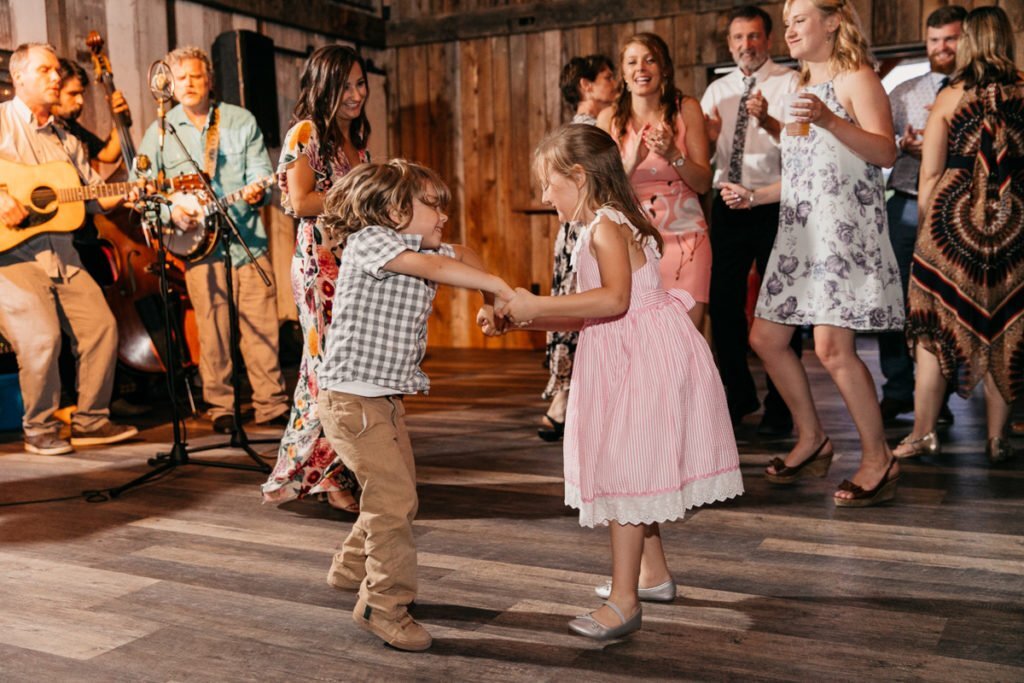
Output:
top-left (538, 414), bottom-right (565, 442)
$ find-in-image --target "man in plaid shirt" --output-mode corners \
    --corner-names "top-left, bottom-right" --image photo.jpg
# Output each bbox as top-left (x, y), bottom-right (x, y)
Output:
top-left (316, 160), bottom-right (512, 652)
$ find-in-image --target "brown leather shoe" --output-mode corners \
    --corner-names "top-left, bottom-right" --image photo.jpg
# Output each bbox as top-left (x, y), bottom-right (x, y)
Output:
top-left (352, 598), bottom-right (431, 651)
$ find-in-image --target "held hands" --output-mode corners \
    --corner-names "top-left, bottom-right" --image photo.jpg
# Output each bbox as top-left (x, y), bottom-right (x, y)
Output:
top-left (475, 287), bottom-right (539, 335)
top-left (720, 181), bottom-right (754, 210)
top-left (642, 122), bottom-right (680, 161)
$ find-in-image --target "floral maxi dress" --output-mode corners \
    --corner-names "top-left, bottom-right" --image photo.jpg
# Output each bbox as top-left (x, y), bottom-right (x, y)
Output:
top-left (262, 120), bottom-right (367, 503)
top-left (756, 81), bottom-right (904, 330)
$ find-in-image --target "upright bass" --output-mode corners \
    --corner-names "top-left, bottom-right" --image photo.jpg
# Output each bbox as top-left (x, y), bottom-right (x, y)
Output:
top-left (84, 31), bottom-right (193, 374)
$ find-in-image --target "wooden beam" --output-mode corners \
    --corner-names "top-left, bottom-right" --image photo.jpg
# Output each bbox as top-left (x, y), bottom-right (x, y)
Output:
top-left (387, 0), bottom-right (699, 48)
top-left (181, 0), bottom-right (385, 48)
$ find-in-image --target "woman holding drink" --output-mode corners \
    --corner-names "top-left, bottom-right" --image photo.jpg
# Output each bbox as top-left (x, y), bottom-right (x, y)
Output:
top-left (720, 0), bottom-right (904, 507)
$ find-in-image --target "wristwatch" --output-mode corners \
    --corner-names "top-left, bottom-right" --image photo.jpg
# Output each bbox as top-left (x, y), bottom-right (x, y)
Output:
top-left (671, 155), bottom-right (686, 169)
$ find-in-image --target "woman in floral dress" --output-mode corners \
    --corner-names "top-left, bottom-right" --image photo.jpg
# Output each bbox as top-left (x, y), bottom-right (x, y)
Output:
top-left (261, 46), bottom-right (370, 512)
top-left (721, 0), bottom-right (903, 507)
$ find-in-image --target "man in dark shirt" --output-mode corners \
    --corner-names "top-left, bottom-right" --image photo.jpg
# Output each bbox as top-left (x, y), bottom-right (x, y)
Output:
top-left (52, 58), bottom-right (128, 165)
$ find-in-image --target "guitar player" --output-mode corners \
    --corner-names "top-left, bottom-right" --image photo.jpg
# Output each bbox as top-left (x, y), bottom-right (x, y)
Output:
top-left (0, 43), bottom-right (138, 455)
top-left (137, 46), bottom-right (288, 434)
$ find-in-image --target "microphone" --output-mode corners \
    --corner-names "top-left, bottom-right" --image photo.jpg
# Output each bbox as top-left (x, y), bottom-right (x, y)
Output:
top-left (148, 61), bottom-right (174, 149)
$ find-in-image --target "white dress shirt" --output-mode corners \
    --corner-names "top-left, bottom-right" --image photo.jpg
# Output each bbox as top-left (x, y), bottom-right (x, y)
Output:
top-left (700, 59), bottom-right (798, 190)
top-left (0, 96), bottom-right (101, 279)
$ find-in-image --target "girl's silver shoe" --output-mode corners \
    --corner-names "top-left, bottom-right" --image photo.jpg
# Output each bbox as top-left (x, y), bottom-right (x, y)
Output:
top-left (568, 601), bottom-right (642, 640)
top-left (595, 578), bottom-right (676, 602)
top-left (894, 430), bottom-right (941, 459)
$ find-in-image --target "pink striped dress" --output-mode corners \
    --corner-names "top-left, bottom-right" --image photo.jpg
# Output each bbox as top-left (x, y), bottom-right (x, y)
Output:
top-left (564, 207), bottom-right (743, 527)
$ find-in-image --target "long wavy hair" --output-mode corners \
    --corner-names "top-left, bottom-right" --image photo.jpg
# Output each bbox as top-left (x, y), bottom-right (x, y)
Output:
top-left (611, 33), bottom-right (683, 141)
top-left (952, 7), bottom-right (1018, 90)
top-left (784, 0), bottom-right (875, 86)
top-left (292, 45), bottom-right (371, 163)
top-left (321, 159), bottom-right (450, 247)
top-left (534, 124), bottom-right (663, 254)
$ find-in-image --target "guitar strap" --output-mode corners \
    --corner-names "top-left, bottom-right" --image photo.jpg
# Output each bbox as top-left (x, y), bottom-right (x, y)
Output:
top-left (203, 103), bottom-right (221, 178)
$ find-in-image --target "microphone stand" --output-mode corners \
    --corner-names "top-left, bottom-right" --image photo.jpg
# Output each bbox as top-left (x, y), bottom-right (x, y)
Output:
top-left (100, 114), bottom-right (275, 500)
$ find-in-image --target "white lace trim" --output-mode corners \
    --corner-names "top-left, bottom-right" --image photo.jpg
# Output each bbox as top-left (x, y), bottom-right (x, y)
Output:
top-left (565, 469), bottom-right (745, 528)
top-left (570, 206), bottom-right (658, 271)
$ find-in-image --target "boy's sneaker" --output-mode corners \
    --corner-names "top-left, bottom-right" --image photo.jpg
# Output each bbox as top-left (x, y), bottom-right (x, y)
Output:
top-left (352, 598), bottom-right (431, 652)
top-left (24, 433), bottom-right (74, 456)
top-left (70, 423), bottom-right (138, 446)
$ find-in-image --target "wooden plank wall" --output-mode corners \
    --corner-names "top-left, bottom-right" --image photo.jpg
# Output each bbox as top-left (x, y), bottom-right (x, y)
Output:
top-left (387, 0), bottom-right (1024, 350)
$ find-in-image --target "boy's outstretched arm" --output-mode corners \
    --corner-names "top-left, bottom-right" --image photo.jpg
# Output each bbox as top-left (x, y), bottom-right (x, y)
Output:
top-left (384, 249), bottom-right (513, 301)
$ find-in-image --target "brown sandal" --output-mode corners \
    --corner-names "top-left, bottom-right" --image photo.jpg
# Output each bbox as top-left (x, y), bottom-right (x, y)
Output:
top-left (834, 457), bottom-right (899, 508)
top-left (325, 489), bottom-right (360, 514)
top-left (764, 437), bottom-right (833, 485)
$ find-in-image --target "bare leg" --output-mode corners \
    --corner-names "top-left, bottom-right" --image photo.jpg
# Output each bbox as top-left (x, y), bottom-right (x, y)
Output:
top-left (984, 373), bottom-right (1011, 440)
top-left (544, 388), bottom-right (569, 425)
top-left (749, 318), bottom-right (826, 470)
top-left (591, 522), bottom-right (644, 628)
top-left (899, 344), bottom-right (947, 442)
top-left (688, 302), bottom-right (706, 331)
top-left (812, 326), bottom-right (898, 498)
top-left (638, 522), bottom-right (672, 588)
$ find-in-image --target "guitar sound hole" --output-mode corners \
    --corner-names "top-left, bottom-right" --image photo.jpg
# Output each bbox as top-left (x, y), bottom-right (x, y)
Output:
top-left (30, 187), bottom-right (57, 209)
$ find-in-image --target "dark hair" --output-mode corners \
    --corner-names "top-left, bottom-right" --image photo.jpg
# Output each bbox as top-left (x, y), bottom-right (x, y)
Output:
top-left (952, 6), bottom-right (1017, 90)
top-left (727, 5), bottom-right (773, 36)
top-left (322, 159), bottom-right (450, 247)
top-left (559, 54), bottom-right (615, 109)
top-left (292, 45), bottom-right (371, 162)
top-left (58, 58), bottom-right (88, 87)
top-left (926, 5), bottom-right (967, 29)
top-left (612, 33), bottom-right (683, 140)
top-left (535, 124), bottom-right (663, 254)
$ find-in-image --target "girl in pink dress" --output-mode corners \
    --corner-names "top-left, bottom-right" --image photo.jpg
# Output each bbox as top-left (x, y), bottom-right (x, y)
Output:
top-left (498, 124), bottom-right (742, 641)
top-left (598, 32), bottom-right (713, 329)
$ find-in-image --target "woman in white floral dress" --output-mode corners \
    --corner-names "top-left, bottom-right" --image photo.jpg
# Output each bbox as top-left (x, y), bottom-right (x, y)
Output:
top-left (720, 0), bottom-right (903, 507)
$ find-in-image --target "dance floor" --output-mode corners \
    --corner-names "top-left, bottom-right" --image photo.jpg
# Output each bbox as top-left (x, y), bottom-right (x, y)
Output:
top-left (0, 346), bottom-right (1021, 681)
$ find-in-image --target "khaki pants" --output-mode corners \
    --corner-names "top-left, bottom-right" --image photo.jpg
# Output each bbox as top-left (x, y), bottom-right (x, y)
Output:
top-left (319, 390), bottom-right (418, 618)
top-left (0, 263), bottom-right (116, 436)
top-left (185, 254), bottom-right (288, 422)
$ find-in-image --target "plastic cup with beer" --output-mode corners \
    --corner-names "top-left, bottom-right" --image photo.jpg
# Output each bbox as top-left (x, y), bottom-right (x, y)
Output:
top-left (784, 92), bottom-right (811, 137)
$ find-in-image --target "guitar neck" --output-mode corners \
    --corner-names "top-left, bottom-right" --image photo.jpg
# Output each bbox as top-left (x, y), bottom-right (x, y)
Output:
top-left (222, 176), bottom-right (273, 205)
top-left (56, 181), bottom-right (136, 203)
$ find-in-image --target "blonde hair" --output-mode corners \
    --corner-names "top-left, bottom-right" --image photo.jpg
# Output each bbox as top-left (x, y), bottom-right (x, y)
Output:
top-left (534, 124), bottom-right (663, 254)
top-left (953, 7), bottom-right (1018, 90)
top-left (166, 46), bottom-right (214, 81)
top-left (322, 159), bottom-right (451, 246)
top-left (784, 0), bottom-right (875, 85)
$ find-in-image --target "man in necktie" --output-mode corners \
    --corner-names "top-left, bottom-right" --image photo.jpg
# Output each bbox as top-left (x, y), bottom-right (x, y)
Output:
top-left (878, 5), bottom-right (965, 425)
top-left (701, 5), bottom-right (799, 436)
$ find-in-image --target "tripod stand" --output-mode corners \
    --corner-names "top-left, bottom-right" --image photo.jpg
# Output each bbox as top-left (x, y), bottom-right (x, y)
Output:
top-left (100, 126), bottom-right (278, 499)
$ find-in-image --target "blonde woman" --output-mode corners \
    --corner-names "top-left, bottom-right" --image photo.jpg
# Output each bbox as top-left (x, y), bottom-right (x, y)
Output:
top-left (721, 0), bottom-right (903, 506)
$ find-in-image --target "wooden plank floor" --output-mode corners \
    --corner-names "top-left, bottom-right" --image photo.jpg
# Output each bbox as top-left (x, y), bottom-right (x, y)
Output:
top-left (1, 345), bottom-right (1022, 682)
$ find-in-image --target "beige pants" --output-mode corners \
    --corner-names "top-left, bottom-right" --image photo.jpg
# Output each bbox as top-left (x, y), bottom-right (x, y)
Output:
top-left (319, 391), bottom-right (418, 618)
top-left (0, 263), bottom-right (116, 436)
top-left (185, 254), bottom-right (288, 422)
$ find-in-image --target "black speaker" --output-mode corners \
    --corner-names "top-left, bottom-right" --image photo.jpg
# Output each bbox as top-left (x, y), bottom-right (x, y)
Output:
top-left (211, 30), bottom-right (280, 148)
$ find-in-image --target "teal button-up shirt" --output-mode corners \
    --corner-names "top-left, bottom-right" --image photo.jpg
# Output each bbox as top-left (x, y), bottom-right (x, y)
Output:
top-left (138, 101), bottom-right (272, 267)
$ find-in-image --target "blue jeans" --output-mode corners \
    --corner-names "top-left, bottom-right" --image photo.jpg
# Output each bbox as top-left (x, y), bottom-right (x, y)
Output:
top-left (877, 192), bottom-right (917, 402)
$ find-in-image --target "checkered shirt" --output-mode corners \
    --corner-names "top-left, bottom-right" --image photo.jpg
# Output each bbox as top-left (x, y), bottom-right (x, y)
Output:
top-left (319, 225), bottom-right (455, 395)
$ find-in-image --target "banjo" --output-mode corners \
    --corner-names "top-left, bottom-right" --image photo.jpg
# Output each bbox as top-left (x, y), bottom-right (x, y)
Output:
top-left (164, 174), bottom-right (275, 261)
